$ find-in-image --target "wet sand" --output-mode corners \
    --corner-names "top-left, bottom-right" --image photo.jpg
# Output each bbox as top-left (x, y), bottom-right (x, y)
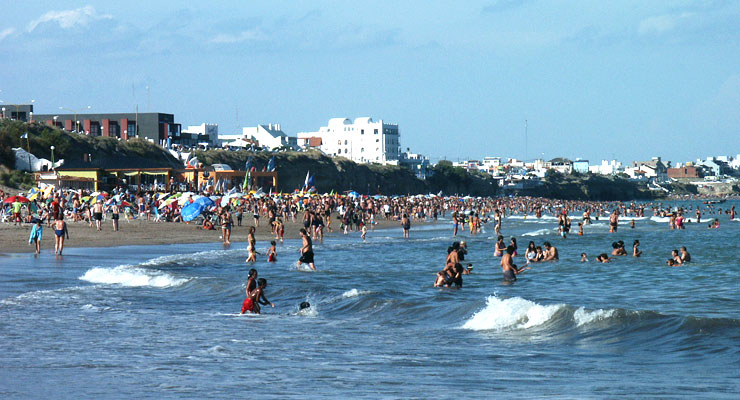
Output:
top-left (0, 216), bottom-right (418, 254)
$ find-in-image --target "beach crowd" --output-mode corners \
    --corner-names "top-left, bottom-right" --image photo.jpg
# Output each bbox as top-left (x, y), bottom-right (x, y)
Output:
top-left (2, 186), bottom-right (737, 312)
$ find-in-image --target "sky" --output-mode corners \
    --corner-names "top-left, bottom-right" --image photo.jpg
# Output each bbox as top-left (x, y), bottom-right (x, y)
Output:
top-left (2, 1), bottom-right (740, 165)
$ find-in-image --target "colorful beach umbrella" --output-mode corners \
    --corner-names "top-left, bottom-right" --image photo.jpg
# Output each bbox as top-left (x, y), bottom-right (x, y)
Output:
top-left (3, 195), bottom-right (30, 203)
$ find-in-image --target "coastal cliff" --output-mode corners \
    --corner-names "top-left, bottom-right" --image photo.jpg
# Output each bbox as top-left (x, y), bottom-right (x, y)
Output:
top-left (193, 150), bottom-right (499, 196)
top-left (0, 120), bottom-right (182, 170)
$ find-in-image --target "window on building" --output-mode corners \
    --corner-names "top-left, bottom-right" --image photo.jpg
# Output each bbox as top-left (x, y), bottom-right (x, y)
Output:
top-left (374, 129), bottom-right (378, 134)
top-left (361, 148), bottom-right (364, 152)
top-left (376, 139), bottom-right (379, 142)
top-left (344, 140), bottom-right (348, 145)
top-left (361, 129), bottom-right (364, 135)
top-left (338, 140), bottom-right (341, 145)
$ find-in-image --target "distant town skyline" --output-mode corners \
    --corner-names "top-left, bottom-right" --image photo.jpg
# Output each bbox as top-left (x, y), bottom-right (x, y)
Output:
top-left (2, 1), bottom-right (739, 164)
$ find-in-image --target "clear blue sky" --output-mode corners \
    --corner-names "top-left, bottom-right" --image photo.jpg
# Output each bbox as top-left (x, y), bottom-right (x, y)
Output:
top-left (2, 1), bottom-right (739, 165)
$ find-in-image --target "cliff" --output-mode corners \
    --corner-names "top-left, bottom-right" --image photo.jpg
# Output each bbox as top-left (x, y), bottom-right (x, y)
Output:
top-left (192, 150), bottom-right (499, 196)
top-left (0, 120), bottom-right (183, 170)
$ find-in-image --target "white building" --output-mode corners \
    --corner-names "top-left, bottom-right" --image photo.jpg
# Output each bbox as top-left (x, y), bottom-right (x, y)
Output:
top-left (219, 123), bottom-right (297, 150)
top-left (588, 160), bottom-right (623, 175)
top-left (297, 117), bottom-right (400, 164)
top-left (182, 123), bottom-right (218, 145)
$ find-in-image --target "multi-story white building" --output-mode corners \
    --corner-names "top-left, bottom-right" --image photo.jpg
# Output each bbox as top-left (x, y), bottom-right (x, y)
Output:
top-left (219, 123), bottom-right (297, 150)
top-left (297, 117), bottom-right (400, 164)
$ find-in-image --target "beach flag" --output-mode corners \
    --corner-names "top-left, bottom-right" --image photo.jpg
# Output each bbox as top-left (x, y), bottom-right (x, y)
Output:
top-left (267, 156), bottom-right (276, 172)
top-left (243, 170), bottom-right (250, 191)
top-left (303, 171), bottom-right (310, 189)
top-left (20, 133), bottom-right (28, 139)
top-left (308, 174), bottom-right (315, 188)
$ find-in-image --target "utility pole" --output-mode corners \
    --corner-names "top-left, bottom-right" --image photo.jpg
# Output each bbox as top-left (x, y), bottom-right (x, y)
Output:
top-left (26, 133), bottom-right (31, 172)
top-left (525, 119), bottom-right (528, 162)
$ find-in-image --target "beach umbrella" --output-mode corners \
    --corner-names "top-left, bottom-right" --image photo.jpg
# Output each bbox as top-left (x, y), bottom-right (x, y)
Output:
top-left (348, 191), bottom-right (360, 198)
top-left (159, 198), bottom-right (177, 209)
top-left (121, 200), bottom-right (132, 207)
top-left (3, 195), bottom-right (30, 203)
top-left (181, 201), bottom-right (205, 222)
top-left (195, 196), bottom-right (216, 207)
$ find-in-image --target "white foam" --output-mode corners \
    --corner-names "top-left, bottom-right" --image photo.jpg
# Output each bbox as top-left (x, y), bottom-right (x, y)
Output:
top-left (0, 286), bottom-right (88, 306)
top-left (573, 307), bottom-right (616, 327)
top-left (619, 216), bottom-right (649, 221)
top-left (80, 266), bottom-right (189, 288)
top-left (297, 307), bottom-right (318, 317)
top-left (462, 296), bottom-right (563, 331)
top-left (294, 263), bottom-right (316, 272)
top-left (650, 216), bottom-right (670, 223)
top-left (522, 228), bottom-right (555, 237)
top-left (342, 288), bottom-right (371, 298)
top-left (507, 215), bottom-right (558, 221)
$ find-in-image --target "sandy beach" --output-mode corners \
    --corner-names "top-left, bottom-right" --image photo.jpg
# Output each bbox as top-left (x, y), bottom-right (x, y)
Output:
top-left (0, 216), bottom-right (416, 254)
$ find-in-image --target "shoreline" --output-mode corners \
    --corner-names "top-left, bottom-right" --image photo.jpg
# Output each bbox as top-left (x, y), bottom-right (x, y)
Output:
top-left (0, 216), bottom-right (425, 255)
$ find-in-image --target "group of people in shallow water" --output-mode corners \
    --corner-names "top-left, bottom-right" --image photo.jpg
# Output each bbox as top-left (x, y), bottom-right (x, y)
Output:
top-left (434, 201), bottom-right (713, 286)
top-left (233, 195), bottom-right (727, 312)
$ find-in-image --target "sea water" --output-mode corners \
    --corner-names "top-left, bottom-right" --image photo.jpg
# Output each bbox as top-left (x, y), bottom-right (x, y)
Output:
top-left (1, 201), bottom-right (740, 398)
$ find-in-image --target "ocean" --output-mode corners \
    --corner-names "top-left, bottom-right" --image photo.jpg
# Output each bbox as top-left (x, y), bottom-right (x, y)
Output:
top-left (2, 200), bottom-right (740, 399)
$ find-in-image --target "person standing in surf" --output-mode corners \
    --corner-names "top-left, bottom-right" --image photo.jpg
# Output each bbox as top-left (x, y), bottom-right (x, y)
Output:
top-left (53, 216), bottom-right (69, 255)
top-left (609, 210), bottom-right (619, 233)
top-left (28, 219), bottom-right (43, 254)
top-left (221, 206), bottom-right (233, 245)
top-left (501, 245), bottom-right (530, 282)
top-left (401, 213), bottom-right (411, 238)
top-left (241, 268), bottom-right (258, 314)
top-left (246, 226), bottom-right (257, 263)
top-left (298, 228), bottom-right (316, 271)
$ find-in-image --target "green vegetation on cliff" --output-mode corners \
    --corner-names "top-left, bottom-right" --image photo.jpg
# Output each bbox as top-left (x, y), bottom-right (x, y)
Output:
top-left (194, 150), bottom-right (499, 196)
top-left (519, 170), bottom-right (664, 200)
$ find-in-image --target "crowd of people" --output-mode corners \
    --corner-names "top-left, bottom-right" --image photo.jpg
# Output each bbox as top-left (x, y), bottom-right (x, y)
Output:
top-left (2, 186), bottom-right (735, 313)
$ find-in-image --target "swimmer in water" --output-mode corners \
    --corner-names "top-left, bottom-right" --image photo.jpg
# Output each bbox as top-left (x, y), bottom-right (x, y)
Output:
top-left (680, 246), bottom-right (691, 263)
top-left (240, 269), bottom-right (259, 314)
top-left (632, 240), bottom-right (642, 257)
top-left (300, 301), bottom-right (311, 311)
top-left (247, 278), bottom-right (274, 314)
top-left (543, 241), bottom-right (558, 261)
top-left (494, 235), bottom-right (506, 257)
top-left (596, 253), bottom-right (611, 263)
top-left (611, 241), bottom-right (627, 256)
top-left (671, 249), bottom-right (683, 265)
top-left (580, 253), bottom-right (588, 262)
top-left (267, 240), bottom-right (277, 262)
top-left (501, 245), bottom-right (530, 282)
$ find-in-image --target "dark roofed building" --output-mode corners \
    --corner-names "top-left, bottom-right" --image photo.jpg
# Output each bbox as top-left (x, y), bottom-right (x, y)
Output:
top-left (33, 112), bottom-right (182, 147)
